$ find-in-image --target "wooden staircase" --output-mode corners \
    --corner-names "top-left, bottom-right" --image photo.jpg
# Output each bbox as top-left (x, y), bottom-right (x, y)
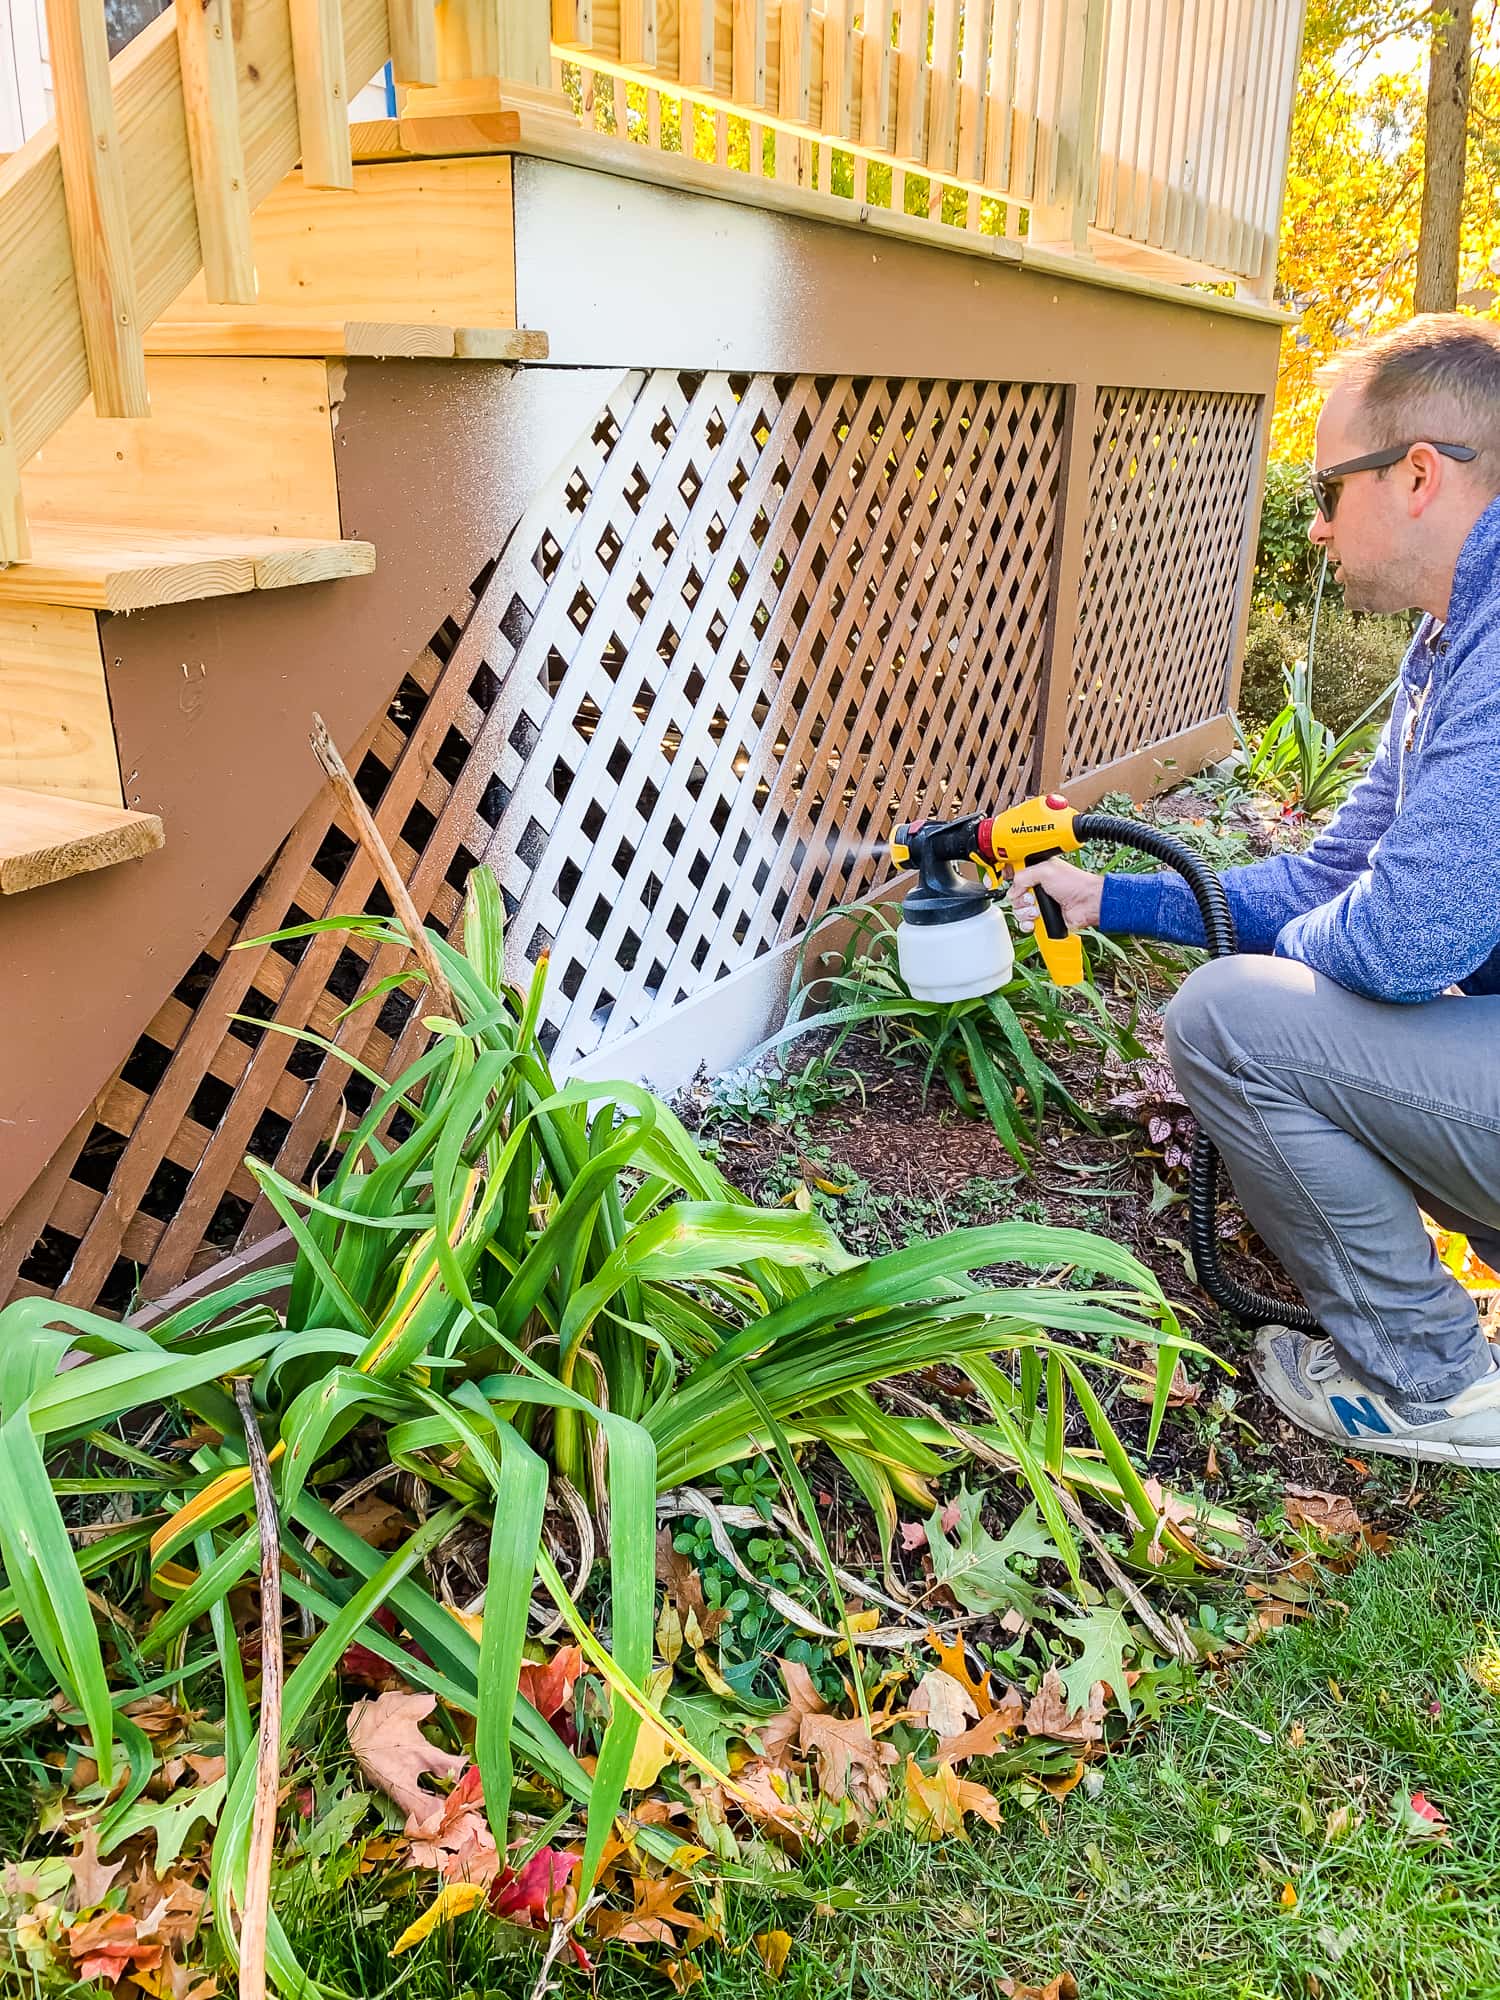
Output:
top-left (0, 0), bottom-right (556, 894)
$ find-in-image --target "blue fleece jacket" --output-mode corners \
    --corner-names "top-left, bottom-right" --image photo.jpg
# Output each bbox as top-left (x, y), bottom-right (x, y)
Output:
top-left (1099, 494), bottom-right (1500, 1004)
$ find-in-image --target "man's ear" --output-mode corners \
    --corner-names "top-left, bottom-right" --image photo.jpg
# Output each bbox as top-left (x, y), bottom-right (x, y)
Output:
top-left (1405, 443), bottom-right (1446, 518)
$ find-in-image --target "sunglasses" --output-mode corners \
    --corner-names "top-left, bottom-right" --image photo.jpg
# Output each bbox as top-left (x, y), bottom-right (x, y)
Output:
top-left (1309, 440), bottom-right (1477, 521)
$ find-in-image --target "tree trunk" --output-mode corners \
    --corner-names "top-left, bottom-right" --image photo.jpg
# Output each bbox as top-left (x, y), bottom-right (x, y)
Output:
top-left (1413, 0), bottom-right (1474, 314)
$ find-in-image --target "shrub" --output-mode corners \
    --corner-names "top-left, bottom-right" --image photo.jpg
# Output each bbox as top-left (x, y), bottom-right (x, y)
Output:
top-left (1238, 600), bottom-right (1410, 738)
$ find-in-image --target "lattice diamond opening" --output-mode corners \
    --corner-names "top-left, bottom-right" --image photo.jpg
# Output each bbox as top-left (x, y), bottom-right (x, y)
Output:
top-left (8, 367), bottom-right (1065, 1315)
top-left (1062, 388), bottom-right (1260, 779)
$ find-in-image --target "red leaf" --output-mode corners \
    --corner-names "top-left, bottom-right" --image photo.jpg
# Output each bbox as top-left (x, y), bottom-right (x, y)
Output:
top-left (490, 1846), bottom-right (578, 1927)
top-left (1410, 1791), bottom-right (1446, 1825)
top-left (516, 1646), bottom-right (584, 1725)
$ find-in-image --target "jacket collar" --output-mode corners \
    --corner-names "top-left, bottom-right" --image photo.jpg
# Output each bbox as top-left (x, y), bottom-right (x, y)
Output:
top-left (1443, 492), bottom-right (1500, 640)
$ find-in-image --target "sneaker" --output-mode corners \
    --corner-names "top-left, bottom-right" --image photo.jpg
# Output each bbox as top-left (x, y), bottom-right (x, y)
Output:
top-left (1251, 1326), bottom-right (1500, 1467)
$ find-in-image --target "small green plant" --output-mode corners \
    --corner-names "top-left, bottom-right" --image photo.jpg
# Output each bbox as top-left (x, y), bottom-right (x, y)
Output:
top-left (1234, 648), bottom-right (1394, 816)
top-left (700, 1045), bottom-right (863, 1130)
top-left (1234, 548), bottom-right (1395, 817)
top-left (747, 903), bottom-right (1143, 1167)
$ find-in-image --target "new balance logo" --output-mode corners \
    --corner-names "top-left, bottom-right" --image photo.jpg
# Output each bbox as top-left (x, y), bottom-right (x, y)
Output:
top-left (1330, 1393), bottom-right (1393, 1438)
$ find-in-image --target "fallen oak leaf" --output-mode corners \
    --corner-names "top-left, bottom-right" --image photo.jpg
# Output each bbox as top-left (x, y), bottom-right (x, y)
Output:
top-left (925, 1629), bottom-right (1000, 1718)
top-left (405, 1765), bottom-right (498, 1886)
top-left (347, 1691), bottom-right (468, 1818)
top-left (909, 1668), bottom-right (979, 1742)
top-left (799, 1713), bottom-right (898, 1817)
top-left (391, 1880), bottom-right (488, 1954)
top-left (591, 1868), bottom-right (718, 1951)
top-left (998, 1974), bottom-right (1078, 1999)
top-left (934, 1687), bottom-right (1026, 1763)
top-left (66, 1910), bottom-right (165, 1984)
top-left (758, 1658), bottom-right (829, 1765)
top-left (491, 1846), bottom-right (579, 1928)
top-left (1283, 1486), bottom-right (1364, 1540)
top-left (1022, 1670), bottom-right (1104, 1746)
top-left (517, 1645), bottom-right (584, 1725)
top-left (62, 1823), bottom-right (124, 1914)
top-left (901, 1757), bottom-right (1002, 1840)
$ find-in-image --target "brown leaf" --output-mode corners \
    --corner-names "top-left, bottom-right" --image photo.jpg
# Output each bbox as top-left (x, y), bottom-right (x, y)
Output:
top-left (122, 1696), bottom-right (192, 1743)
top-left (759, 1658), bottom-right (829, 1765)
top-left (1022, 1670), bottom-right (1104, 1745)
top-left (798, 1713), bottom-right (898, 1817)
top-left (901, 1757), bottom-right (1002, 1839)
top-left (591, 1869), bottom-right (719, 1951)
top-left (64, 1824), bottom-right (124, 1914)
top-left (934, 1687), bottom-right (1026, 1763)
top-left (336, 1493), bottom-right (410, 1549)
top-left (924, 1629), bottom-right (1000, 1718)
top-left (405, 1765), bottom-right (499, 1886)
top-left (999, 1975), bottom-right (1078, 2000)
top-left (909, 1668), bottom-right (979, 1742)
top-left (347, 1691), bottom-right (468, 1818)
top-left (1283, 1486), bottom-right (1364, 1539)
top-left (656, 1531), bottom-right (729, 1644)
top-left (66, 1910), bottom-right (164, 1984)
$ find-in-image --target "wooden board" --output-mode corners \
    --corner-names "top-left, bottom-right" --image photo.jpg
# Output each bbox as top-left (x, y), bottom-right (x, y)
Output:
top-left (0, 525), bottom-right (377, 612)
top-left (20, 357), bottom-right (341, 540)
top-left (154, 157), bottom-right (518, 332)
top-left (145, 319), bottom-right (551, 361)
top-left (0, 785), bottom-right (163, 894)
top-left (0, 604), bottom-right (120, 805)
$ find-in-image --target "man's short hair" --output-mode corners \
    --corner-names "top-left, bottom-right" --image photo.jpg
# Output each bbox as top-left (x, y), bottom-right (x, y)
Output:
top-left (1318, 315), bottom-right (1500, 484)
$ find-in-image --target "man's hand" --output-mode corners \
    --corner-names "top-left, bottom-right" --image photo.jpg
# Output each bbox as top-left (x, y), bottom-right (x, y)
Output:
top-left (1008, 855), bottom-right (1104, 932)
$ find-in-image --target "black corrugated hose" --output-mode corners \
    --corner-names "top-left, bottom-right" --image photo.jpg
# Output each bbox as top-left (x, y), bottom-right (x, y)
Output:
top-left (1071, 811), bottom-right (1319, 1333)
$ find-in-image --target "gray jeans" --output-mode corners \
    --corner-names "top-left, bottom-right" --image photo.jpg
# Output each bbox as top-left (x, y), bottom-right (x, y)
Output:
top-left (1163, 955), bottom-right (1500, 1403)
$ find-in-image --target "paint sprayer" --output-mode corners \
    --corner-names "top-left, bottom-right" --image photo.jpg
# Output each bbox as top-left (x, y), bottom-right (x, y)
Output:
top-left (890, 792), bottom-right (1316, 1333)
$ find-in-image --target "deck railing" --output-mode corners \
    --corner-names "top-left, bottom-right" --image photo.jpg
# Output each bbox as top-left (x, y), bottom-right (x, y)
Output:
top-left (560, 0), bottom-right (1305, 286)
top-left (0, 0), bottom-right (1303, 566)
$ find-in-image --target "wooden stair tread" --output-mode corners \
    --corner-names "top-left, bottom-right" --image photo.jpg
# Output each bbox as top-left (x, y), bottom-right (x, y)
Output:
top-left (0, 787), bottom-right (163, 894)
top-left (145, 319), bottom-right (550, 362)
top-left (0, 526), bottom-right (377, 613)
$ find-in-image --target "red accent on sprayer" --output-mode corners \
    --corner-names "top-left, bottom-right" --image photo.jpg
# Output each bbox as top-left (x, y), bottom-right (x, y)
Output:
top-left (976, 816), bottom-right (996, 860)
top-left (1045, 793), bottom-right (1069, 810)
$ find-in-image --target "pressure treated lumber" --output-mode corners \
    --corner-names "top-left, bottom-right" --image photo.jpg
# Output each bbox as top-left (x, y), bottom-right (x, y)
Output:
top-left (175, 0), bottom-right (257, 304)
top-left (43, 0), bottom-right (150, 418)
top-left (154, 157), bottom-right (519, 331)
top-left (22, 357), bottom-right (341, 541)
top-left (145, 319), bottom-right (549, 360)
top-left (0, 786), bottom-right (163, 895)
top-left (0, 526), bottom-right (376, 613)
top-left (0, 603), bottom-right (121, 805)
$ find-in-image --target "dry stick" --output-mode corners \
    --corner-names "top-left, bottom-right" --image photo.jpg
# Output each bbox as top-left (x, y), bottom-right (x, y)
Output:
top-left (234, 1376), bottom-right (283, 2000)
top-left (308, 712), bottom-right (459, 1022)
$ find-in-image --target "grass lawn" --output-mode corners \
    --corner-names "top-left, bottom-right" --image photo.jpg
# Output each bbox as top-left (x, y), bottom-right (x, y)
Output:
top-left (267, 1477), bottom-right (1500, 2000)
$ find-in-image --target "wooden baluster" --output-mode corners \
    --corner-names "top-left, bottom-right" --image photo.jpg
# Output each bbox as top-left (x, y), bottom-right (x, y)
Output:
top-left (44, 0), bottom-right (149, 418)
top-left (733, 0), bottom-right (767, 108)
top-left (176, 0), bottom-right (256, 304)
top-left (859, 0), bottom-right (894, 152)
top-left (955, 0), bottom-right (993, 194)
top-left (821, 0), bottom-right (852, 141)
top-left (924, 0), bottom-right (958, 178)
top-left (1026, 0), bottom-right (1106, 251)
top-left (289, 0), bottom-right (354, 188)
top-left (779, 0), bottom-right (811, 126)
top-left (387, 0), bottom-right (439, 83)
top-left (621, 0), bottom-right (658, 68)
top-left (677, 0), bottom-right (714, 89)
top-left (893, 0), bottom-right (927, 164)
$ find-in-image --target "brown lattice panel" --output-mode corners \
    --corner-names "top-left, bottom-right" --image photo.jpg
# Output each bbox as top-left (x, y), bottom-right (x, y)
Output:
top-left (1061, 387), bottom-right (1260, 780)
top-left (10, 367), bottom-right (1065, 1315)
